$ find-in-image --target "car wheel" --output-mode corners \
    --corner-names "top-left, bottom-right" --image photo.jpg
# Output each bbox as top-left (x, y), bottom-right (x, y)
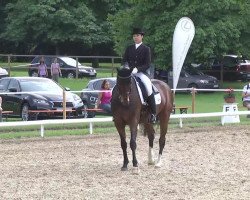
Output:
top-left (81, 104), bottom-right (88, 118)
top-left (21, 103), bottom-right (37, 121)
top-left (31, 71), bottom-right (38, 77)
top-left (87, 111), bottom-right (96, 118)
top-left (21, 103), bottom-right (31, 121)
top-left (67, 72), bottom-right (75, 79)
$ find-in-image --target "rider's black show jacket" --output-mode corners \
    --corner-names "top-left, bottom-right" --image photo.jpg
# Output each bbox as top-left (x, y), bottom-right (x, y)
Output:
top-left (122, 44), bottom-right (151, 73)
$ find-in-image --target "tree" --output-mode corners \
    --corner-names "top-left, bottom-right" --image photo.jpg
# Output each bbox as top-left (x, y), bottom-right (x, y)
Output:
top-left (1, 0), bottom-right (123, 55)
top-left (109, 0), bottom-right (250, 68)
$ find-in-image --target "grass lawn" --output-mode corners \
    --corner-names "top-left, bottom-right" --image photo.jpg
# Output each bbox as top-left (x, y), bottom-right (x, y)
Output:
top-left (0, 65), bottom-right (249, 139)
top-left (2, 66), bottom-right (248, 112)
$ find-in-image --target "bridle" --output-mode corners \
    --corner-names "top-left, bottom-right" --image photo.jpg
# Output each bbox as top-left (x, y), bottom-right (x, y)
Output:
top-left (117, 74), bottom-right (132, 105)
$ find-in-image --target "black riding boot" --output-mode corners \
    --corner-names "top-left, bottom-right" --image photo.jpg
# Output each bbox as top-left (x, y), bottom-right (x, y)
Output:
top-left (148, 93), bottom-right (157, 123)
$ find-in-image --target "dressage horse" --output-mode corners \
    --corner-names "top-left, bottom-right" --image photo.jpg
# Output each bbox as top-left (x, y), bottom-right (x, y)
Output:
top-left (111, 67), bottom-right (173, 173)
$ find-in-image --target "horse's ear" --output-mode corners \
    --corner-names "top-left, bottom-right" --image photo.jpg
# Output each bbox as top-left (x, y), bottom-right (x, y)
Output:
top-left (117, 66), bottom-right (124, 75)
top-left (117, 65), bottom-right (132, 77)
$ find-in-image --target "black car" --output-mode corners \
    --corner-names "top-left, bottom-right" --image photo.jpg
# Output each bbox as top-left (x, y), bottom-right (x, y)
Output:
top-left (0, 77), bottom-right (86, 121)
top-left (80, 77), bottom-right (116, 117)
top-left (154, 66), bottom-right (219, 91)
top-left (28, 56), bottom-right (97, 78)
top-left (199, 55), bottom-right (250, 81)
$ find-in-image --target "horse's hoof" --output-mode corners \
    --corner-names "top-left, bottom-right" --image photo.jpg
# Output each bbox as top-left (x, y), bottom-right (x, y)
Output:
top-left (155, 162), bottom-right (162, 168)
top-left (132, 167), bottom-right (140, 174)
top-left (121, 167), bottom-right (128, 171)
top-left (148, 160), bottom-right (155, 165)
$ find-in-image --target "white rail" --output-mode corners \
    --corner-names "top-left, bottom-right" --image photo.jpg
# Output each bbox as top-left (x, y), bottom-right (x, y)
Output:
top-left (1, 111), bottom-right (250, 137)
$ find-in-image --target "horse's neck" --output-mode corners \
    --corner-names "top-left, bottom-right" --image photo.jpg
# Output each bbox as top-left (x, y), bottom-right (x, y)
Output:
top-left (131, 77), bottom-right (141, 100)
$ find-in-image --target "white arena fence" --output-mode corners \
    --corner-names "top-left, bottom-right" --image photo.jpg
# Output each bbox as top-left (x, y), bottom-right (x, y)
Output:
top-left (0, 88), bottom-right (249, 137)
top-left (1, 111), bottom-right (250, 137)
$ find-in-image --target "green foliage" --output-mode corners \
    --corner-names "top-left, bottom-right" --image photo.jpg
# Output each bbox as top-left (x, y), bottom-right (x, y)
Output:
top-left (1, 0), bottom-right (250, 68)
top-left (2, 1), bottom-right (100, 46)
top-left (109, 0), bottom-right (250, 69)
top-left (0, 0), bottom-right (125, 54)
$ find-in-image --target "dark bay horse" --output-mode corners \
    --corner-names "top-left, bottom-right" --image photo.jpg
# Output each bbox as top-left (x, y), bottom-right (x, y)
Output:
top-left (111, 67), bottom-right (173, 173)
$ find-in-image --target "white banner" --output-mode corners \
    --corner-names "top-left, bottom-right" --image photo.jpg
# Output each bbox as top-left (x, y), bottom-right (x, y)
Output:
top-left (172, 17), bottom-right (195, 93)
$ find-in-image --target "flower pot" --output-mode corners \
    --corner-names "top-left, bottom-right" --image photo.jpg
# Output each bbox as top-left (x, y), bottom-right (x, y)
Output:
top-left (224, 97), bottom-right (235, 103)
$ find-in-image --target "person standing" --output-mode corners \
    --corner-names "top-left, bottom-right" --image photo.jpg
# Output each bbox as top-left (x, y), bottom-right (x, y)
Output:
top-left (38, 60), bottom-right (48, 77)
top-left (0, 96), bottom-right (2, 122)
top-left (122, 27), bottom-right (156, 123)
top-left (242, 82), bottom-right (250, 118)
top-left (96, 79), bottom-right (112, 114)
top-left (51, 58), bottom-right (62, 83)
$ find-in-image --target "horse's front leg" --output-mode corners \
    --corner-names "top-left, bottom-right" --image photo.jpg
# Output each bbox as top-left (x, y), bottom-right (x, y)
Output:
top-left (130, 123), bottom-right (139, 174)
top-left (115, 121), bottom-right (129, 171)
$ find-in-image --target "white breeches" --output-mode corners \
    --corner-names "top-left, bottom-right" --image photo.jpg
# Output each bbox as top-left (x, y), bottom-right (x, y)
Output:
top-left (134, 72), bottom-right (153, 96)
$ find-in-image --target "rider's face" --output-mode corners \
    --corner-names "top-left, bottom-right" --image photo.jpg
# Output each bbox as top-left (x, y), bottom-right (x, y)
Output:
top-left (133, 34), bottom-right (143, 44)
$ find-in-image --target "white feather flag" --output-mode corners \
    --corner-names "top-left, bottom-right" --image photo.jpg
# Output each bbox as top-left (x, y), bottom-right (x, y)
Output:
top-left (172, 17), bottom-right (195, 93)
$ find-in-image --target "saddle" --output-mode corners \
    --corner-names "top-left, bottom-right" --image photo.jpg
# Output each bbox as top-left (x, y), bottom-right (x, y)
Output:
top-left (133, 76), bottom-right (161, 105)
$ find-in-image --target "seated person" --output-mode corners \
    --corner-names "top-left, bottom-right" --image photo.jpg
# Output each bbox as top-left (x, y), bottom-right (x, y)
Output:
top-left (96, 80), bottom-right (112, 114)
top-left (242, 82), bottom-right (250, 118)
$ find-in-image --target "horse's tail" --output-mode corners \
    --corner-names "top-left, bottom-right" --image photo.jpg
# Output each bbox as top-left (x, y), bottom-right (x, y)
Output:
top-left (168, 90), bottom-right (174, 112)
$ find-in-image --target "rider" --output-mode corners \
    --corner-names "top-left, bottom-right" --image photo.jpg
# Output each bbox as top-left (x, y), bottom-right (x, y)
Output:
top-left (122, 27), bottom-right (156, 123)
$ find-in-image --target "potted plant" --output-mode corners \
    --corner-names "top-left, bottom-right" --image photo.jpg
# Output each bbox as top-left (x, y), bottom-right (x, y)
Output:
top-left (224, 88), bottom-right (236, 103)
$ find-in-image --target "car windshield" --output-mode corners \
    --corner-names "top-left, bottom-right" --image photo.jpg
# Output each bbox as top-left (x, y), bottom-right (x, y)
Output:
top-left (59, 57), bottom-right (82, 67)
top-left (185, 67), bottom-right (204, 75)
top-left (20, 79), bottom-right (63, 92)
top-left (238, 59), bottom-right (250, 63)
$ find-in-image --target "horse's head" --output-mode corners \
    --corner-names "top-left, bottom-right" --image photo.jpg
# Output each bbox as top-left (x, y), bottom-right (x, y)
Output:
top-left (116, 66), bottom-right (133, 106)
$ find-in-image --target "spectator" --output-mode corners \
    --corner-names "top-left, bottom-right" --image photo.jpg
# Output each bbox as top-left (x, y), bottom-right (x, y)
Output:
top-left (51, 58), bottom-right (62, 82)
top-left (242, 82), bottom-right (250, 118)
top-left (0, 96), bottom-right (2, 122)
top-left (96, 79), bottom-right (112, 114)
top-left (38, 60), bottom-right (48, 77)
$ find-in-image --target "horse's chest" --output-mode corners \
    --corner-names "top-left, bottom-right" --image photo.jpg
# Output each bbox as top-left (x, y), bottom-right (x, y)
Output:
top-left (113, 106), bottom-right (139, 119)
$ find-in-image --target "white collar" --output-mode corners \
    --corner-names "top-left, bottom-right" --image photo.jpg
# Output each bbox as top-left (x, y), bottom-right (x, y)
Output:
top-left (135, 42), bottom-right (142, 49)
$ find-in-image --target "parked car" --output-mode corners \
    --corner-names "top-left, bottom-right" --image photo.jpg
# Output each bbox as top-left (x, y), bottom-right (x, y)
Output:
top-left (80, 77), bottom-right (116, 117)
top-left (28, 56), bottom-right (97, 78)
top-left (0, 67), bottom-right (8, 79)
top-left (199, 55), bottom-right (250, 81)
top-left (0, 77), bottom-right (86, 121)
top-left (154, 66), bottom-right (219, 91)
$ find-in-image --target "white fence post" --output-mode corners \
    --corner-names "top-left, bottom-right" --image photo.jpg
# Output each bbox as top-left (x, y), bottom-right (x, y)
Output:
top-left (89, 122), bottom-right (93, 134)
top-left (41, 124), bottom-right (44, 137)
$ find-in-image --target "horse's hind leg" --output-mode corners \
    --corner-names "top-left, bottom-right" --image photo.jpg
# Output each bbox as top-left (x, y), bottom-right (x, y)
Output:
top-left (155, 114), bottom-right (170, 168)
top-left (144, 123), bottom-right (155, 165)
top-left (115, 122), bottom-right (129, 171)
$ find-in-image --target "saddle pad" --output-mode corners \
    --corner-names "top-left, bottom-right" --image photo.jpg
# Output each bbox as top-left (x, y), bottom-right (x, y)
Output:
top-left (134, 78), bottom-right (161, 105)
